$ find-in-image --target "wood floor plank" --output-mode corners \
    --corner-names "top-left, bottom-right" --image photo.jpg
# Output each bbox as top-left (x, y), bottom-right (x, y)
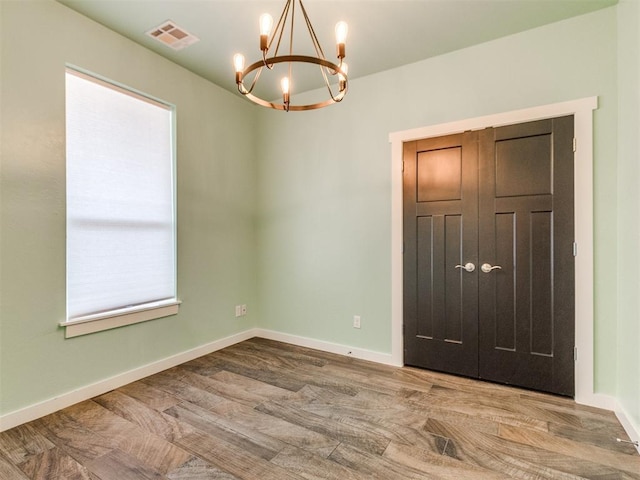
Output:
top-left (65, 400), bottom-right (193, 475)
top-left (290, 382), bottom-right (500, 449)
top-left (430, 422), bottom-right (585, 479)
top-left (313, 360), bottom-right (435, 396)
top-left (286, 385), bottom-right (447, 454)
top-left (179, 356), bottom-right (223, 377)
top-left (208, 369), bottom-right (297, 406)
top-left (256, 399), bottom-right (391, 455)
top-left (33, 410), bottom-right (114, 464)
top-left (142, 368), bottom-right (229, 410)
top-left (94, 390), bottom-right (194, 442)
top-left (270, 444), bottom-right (367, 480)
top-left (328, 442), bottom-right (441, 479)
top-left (382, 441), bottom-right (513, 480)
top-left (426, 418), bottom-right (640, 479)
top-left (396, 366), bottom-right (522, 398)
top-left (211, 349), bottom-right (346, 394)
top-left (201, 353), bottom-right (308, 392)
top-left (426, 384), bottom-right (591, 433)
top-left (166, 456), bottom-right (240, 479)
top-left (175, 429), bottom-right (303, 480)
top-left (421, 385), bottom-right (550, 432)
top-left (0, 450), bottom-right (31, 479)
top-left (66, 400), bottom-right (155, 448)
top-left (84, 449), bottom-right (168, 480)
top-left (517, 391), bottom-right (631, 434)
top-left (548, 419), bottom-right (640, 455)
top-left (498, 422), bottom-right (640, 475)
top-left (0, 422), bottom-right (55, 465)
top-left (228, 341), bottom-right (328, 369)
top-left (117, 380), bottom-right (183, 412)
top-left (152, 366), bottom-right (293, 408)
top-left (239, 339), bottom-right (328, 369)
top-left (165, 401), bottom-right (284, 460)
top-left (18, 446), bottom-right (95, 480)
top-left (244, 338), bottom-right (334, 367)
top-left (204, 394), bottom-right (340, 457)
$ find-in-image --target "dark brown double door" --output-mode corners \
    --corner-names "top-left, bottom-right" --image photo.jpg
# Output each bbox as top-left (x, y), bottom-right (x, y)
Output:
top-left (403, 116), bottom-right (575, 396)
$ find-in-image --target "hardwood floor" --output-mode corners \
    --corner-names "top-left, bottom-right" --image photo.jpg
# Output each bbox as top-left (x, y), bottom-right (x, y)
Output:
top-left (1, 338), bottom-right (638, 479)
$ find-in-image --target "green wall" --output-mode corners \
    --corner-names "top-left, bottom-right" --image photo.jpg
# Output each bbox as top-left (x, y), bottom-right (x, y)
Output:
top-left (0, 0), bottom-right (258, 415)
top-left (616, 0), bottom-right (640, 433)
top-left (256, 7), bottom-right (619, 389)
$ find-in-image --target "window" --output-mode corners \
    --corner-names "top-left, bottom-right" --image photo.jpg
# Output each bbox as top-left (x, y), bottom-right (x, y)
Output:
top-left (63, 68), bottom-right (178, 337)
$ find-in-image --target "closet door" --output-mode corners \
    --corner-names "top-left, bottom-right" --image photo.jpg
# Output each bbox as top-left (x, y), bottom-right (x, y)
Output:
top-left (403, 132), bottom-right (479, 377)
top-left (478, 116), bottom-right (575, 396)
top-left (403, 116), bottom-right (575, 397)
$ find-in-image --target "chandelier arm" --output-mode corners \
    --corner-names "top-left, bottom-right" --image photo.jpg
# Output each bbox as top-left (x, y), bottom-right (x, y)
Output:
top-left (238, 65), bottom-right (264, 95)
top-left (319, 64), bottom-right (348, 104)
top-left (298, 0), bottom-right (327, 61)
top-left (298, 0), bottom-right (339, 80)
top-left (269, 0), bottom-right (291, 61)
top-left (289, 0), bottom-right (295, 57)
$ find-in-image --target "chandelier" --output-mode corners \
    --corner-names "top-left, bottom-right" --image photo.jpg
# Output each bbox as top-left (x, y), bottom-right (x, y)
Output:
top-left (233, 0), bottom-right (348, 112)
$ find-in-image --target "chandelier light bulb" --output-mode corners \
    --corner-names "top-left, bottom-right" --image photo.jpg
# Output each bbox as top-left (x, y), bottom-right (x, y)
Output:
top-left (260, 14), bottom-right (274, 36)
top-left (281, 76), bottom-right (290, 94)
top-left (335, 21), bottom-right (348, 43)
top-left (335, 21), bottom-right (348, 44)
top-left (281, 76), bottom-right (290, 111)
top-left (234, 53), bottom-right (245, 85)
top-left (260, 13), bottom-right (274, 51)
top-left (335, 21), bottom-right (348, 58)
top-left (233, 53), bottom-right (245, 73)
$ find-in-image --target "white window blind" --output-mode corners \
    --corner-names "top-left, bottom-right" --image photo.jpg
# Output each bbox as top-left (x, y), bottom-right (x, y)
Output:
top-left (65, 69), bottom-right (176, 325)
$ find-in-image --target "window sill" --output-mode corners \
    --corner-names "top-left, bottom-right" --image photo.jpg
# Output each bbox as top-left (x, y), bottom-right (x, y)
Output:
top-left (60, 300), bottom-right (181, 338)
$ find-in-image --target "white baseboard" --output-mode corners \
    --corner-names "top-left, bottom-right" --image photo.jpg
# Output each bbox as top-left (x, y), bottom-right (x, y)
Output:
top-left (615, 401), bottom-right (640, 455)
top-left (0, 328), bottom-right (259, 432)
top-left (254, 328), bottom-right (400, 367)
top-left (575, 391), bottom-right (616, 411)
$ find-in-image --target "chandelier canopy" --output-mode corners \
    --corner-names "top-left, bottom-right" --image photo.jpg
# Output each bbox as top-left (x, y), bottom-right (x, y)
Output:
top-left (233, 0), bottom-right (348, 112)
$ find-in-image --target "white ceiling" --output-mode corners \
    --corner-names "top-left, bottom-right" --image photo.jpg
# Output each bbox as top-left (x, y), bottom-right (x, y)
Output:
top-left (57, 0), bottom-right (616, 101)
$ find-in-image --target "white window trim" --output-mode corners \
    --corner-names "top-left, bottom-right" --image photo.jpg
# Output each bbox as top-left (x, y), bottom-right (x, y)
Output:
top-left (60, 300), bottom-right (181, 338)
top-left (63, 66), bottom-right (180, 338)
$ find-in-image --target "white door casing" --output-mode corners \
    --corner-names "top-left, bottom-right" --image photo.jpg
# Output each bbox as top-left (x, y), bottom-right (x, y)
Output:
top-left (389, 97), bottom-right (610, 409)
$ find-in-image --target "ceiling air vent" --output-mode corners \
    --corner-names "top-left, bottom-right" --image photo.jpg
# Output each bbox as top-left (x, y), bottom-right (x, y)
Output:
top-left (146, 21), bottom-right (199, 51)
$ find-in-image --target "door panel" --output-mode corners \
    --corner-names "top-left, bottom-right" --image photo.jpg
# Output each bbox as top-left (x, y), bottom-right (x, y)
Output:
top-left (478, 116), bottom-right (575, 396)
top-left (530, 211), bottom-right (553, 356)
top-left (417, 147), bottom-right (462, 202)
top-left (494, 212), bottom-right (516, 351)
top-left (403, 133), bottom-right (479, 378)
top-left (495, 134), bottom-right (552, 197)
top-left (404, 116), bottom-right (575, 397)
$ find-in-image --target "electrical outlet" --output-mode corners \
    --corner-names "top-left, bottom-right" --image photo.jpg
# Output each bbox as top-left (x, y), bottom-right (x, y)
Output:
top-left (241, 304), bottom-right (247, 315)
top-left (353, 315), bottom-right (361, 329)
top-left (235, 305), bottom-right (242, 317)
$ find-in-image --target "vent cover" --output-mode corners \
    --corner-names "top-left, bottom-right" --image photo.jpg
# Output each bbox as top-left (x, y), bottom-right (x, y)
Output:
top-left (146, 21), bottom-right (199, 51)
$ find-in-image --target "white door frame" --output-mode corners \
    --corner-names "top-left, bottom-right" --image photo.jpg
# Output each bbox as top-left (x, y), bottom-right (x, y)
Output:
top-left (389, 97), bottom-right (611, 409)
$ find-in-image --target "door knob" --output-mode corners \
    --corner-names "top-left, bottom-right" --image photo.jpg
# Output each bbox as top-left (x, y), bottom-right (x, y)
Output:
top-left (455, 262), bottom-right (475, 273)
top-left (481, 263), bottom-right (502, 273)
